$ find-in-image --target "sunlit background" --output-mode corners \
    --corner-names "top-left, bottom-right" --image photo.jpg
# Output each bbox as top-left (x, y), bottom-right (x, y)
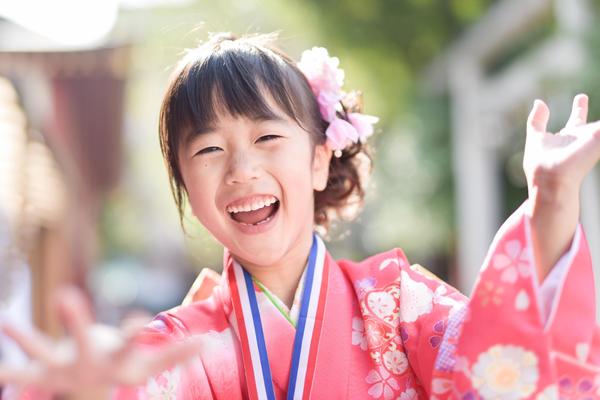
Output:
top-left (1, 0), bottom-right (599, 352)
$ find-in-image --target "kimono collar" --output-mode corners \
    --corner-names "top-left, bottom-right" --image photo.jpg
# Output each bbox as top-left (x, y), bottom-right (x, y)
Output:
top-left (226, 233), bottom-right (330, 400)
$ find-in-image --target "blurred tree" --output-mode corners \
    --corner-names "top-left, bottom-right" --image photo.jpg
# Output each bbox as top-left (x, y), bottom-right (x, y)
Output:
top-left (100, 0), bottom-right (500, 277)
top-left (100, 0), bottom-right (599, 293)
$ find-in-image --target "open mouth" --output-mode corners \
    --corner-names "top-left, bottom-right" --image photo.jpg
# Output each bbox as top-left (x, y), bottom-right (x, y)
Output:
top-left (226, 197), bottom-right (280, 226)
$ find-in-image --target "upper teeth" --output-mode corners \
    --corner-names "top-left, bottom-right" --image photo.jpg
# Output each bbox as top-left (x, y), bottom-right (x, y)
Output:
top-left (226, 196), bottom-right (278, 214)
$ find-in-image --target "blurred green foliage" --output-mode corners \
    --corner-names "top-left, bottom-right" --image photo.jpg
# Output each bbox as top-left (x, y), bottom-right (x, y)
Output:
top-left (99, 0), bottom-right (599, 281)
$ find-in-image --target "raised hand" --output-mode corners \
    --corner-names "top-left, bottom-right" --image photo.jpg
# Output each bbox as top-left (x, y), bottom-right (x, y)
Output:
top-left (0, 287), bottom-right (202, 398)
top-left (524, 94), bottom-right (600, 281)
top-left (525, 94), bottom-right (600, 193)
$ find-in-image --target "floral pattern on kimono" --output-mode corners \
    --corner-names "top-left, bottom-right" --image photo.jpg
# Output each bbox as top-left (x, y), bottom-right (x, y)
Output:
top-left (112, 202), bottom-right (598, 399)
top-left (428, 203), bottom-right (600, 400)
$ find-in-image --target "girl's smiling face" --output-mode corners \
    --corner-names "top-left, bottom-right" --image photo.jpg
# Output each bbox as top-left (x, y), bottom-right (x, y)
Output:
top-left (178, 98), bottom-right (331, 269)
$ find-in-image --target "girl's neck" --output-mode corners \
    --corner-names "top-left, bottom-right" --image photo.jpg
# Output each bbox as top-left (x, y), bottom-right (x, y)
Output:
top-left (235, 232), bottom-right (313, 309)
top-left (252, 262), bottom-right (306, 309)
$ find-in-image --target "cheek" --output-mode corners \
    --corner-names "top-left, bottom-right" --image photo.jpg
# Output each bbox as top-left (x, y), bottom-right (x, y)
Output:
top-left (274, 148), bottom-right (315, 201)
top-left (275, 142), bottom-right (308, 170)
top-left (182, 164), bottom-right (219, 216)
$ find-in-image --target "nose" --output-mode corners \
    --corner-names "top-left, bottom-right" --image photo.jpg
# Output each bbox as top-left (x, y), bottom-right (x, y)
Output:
top-left (225, 153), bottom-right (261, 185)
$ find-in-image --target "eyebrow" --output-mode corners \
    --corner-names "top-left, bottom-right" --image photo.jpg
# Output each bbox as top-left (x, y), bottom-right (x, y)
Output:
top-left (184, 114), bottom-right (288, 146)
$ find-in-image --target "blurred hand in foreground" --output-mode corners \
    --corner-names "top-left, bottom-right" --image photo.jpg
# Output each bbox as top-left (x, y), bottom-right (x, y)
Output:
top-left (0, 287), bottom-right (202, 399)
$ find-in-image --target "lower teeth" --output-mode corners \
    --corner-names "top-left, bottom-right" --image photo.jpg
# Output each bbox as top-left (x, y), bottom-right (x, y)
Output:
top-left (237, 214), bottom-right (273, 227)
top-left (254, 216), bottom-right (271, 226)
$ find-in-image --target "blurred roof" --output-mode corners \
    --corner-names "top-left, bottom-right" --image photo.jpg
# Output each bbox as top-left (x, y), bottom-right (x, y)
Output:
top-left (0, 16), bottom-right (127, 51)
top-left (426, 0), bottom-right (592, 91)
top-left (425, 0), bottom-right (553, 90)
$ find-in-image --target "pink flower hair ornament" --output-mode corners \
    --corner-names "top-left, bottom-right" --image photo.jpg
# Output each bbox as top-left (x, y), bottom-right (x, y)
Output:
top-left (297, 47), bottom-right (378, 157)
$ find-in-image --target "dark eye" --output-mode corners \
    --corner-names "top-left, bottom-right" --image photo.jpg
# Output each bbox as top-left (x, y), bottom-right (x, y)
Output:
top-left (195, 146), bottom-right (222, 156)
top-left (256, 134), bottom-right (281, 143)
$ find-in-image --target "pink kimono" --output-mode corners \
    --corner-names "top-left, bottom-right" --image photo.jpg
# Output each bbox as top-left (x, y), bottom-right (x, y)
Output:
top-left (111, 203), bottom-right (599, 400)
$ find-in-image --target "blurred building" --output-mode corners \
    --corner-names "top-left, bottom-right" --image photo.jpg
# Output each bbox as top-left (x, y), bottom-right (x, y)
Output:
top-left (0, 17), bottom-right (129, 336)
top-left (428, 0), bottom-right (600, 312)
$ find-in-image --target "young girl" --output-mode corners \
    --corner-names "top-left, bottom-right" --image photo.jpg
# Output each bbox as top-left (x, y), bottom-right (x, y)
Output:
top-left (2, 32), bottom-right (600, 399)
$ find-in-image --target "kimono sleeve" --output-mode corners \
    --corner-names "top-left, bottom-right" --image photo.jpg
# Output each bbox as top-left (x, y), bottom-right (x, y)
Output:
top-left (393, 255), bottom-right (469, 395)
top-left (429, 202), bottom-right (600, 399)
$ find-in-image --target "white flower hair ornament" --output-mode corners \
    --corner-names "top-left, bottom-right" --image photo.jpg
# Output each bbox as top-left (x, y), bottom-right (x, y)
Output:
top-left (297, 47), bottom-right (379, 157)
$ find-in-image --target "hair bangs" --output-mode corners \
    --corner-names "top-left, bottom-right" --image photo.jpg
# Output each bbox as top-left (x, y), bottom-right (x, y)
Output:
top-left (174, 42), bottom-right (315, 148)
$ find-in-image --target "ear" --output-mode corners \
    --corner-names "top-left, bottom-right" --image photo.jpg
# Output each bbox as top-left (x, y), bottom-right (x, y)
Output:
top-left (312, 143), bottom-right (332, 191)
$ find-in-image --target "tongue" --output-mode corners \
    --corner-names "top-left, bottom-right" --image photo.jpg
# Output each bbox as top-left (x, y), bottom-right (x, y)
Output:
top-left (231, 204), bottom-right (275, 225)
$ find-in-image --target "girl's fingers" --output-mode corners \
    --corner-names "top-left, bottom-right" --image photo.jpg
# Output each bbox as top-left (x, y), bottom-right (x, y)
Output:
top-left (111, 332), bottom-right (143, 362)
top-left (56, 287), bottom-right (95, 362)
top-left (527, 99), bottom-right (550, 134)
top-left (118, 337), bottom-right (203, 385)
top-left (564, 93), bottom-right (589, 130)
top-left (1, 325), bottom-right (55, 364)
top-left (0, 363), bottom-right (45, 386)
top-left (143, 338), bottom-right (203, 373)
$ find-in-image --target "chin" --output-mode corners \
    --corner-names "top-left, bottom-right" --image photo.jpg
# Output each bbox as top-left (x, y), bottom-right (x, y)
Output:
top-left (232, 240), bottom-right (288, 267)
